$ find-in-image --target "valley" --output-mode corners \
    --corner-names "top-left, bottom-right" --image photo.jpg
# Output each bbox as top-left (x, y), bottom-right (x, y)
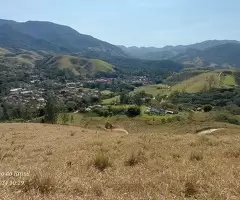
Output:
top-left (0, 18), bottom-right (240, 200)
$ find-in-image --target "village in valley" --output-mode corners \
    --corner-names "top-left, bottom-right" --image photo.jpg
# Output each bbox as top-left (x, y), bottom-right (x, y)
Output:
top-left (4, 72), bottom-right (178, 118)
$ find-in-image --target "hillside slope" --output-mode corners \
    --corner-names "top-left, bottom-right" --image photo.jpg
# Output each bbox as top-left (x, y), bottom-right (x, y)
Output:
top-left (0, 19), bottom-right (126, 56)
top-left (0, 48), bottom-right (43, 67)
top-left (119, 40), bottom-right (240, 60)
top-left (0, 24), bottom-right (65, 53)
top-left (170, 70), bottom-right (238, 93)
top-left (45, 56), bottom-right (116, 77)
top-left (0, 123), bottom-right (239, 199)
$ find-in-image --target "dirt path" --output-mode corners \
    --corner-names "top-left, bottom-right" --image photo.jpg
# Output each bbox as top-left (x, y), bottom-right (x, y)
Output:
top-left (112, 128), bottom-right (129, 135)
top-left (198, 128), bottom-right (224, 136)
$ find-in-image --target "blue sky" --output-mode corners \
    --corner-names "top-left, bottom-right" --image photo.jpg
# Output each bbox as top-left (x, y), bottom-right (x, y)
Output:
top-left (1, 0), bottom-right (240, 47)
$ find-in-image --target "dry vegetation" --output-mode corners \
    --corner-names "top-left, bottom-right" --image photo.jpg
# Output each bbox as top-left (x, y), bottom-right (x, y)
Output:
top-left (0, 123), bottom-right (239, 199)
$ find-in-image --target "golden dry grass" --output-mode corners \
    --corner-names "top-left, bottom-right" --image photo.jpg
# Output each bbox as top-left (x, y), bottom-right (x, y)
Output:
top-left (0, 123), bottom-right (239, 199)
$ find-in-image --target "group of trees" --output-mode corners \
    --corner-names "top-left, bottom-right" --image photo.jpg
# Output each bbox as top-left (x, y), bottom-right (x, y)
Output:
top-left (170, 88), bottom-right (240, 109)
top-left (0, 103), bottom-right (45, 121)
top-left (93, 106), bottom-right (141, 118)
top-left (0, 96), bottom-right (66, 124)
top-left (83, 81), bottom-right (136, 93)
top-left (65, 95), bottom-right (101, 112)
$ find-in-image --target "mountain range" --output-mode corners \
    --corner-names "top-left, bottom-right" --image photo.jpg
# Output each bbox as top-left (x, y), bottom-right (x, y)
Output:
top-left (1, 18), bottom-right (240, 68)
top-left (119, 40), bottom-right (240, 67)
top-left (0, 19), bottom-right (126, 57)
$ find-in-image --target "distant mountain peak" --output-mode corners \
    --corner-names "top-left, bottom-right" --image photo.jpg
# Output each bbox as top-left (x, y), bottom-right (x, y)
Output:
top-left (119, 40), bottom-right (240, 62)
top-left (0, 19), bottom-right (127, 57)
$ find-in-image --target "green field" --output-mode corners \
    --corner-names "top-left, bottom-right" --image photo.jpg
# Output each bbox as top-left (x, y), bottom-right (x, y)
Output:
top-left (133, 84), bottom-right (170, 96)
top-left (0, 48), bottom-right (42, 67)
top-left (90, 59), bottom-right (115, 73)
top-left (102, 95), bottom-right (120, 105)
top-left (222, 74), bottom-right (237, 86)
top-left (171, 71), bottom-right (221, 93)
top-left (132, 70), bottom-right (236, 95)
top-left (47, 56), bottom-right (115, 76)
top-left (101, 90), bottom-right (112, 95)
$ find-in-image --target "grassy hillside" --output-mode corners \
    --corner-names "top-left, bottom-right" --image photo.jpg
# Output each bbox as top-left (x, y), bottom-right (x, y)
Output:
top-left (171, 71), bottom-right (222, 93)
top-left (0, 19), bottom-right (126, 56)
top-left (102, 95), bottom-right (120, 105)
top-left (130, 70), bottom-right (239, 96)
top-left (0, 123), bottom-right (239, 199)
top-left (90, 59), bottom-right (115, 73)
top-left (0, 48), bottom-right (43, 67)
top-left (0, 47), bottom-right (11, 55)
top-left (46, 56), bottom-right (115, 77)
top-left (220, 71), bottom-right (238, 87)
top-left (132, 84), bottom-right (170, 96)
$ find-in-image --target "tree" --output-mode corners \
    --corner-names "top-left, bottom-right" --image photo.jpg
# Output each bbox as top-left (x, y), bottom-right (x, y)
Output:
top-left (0, 106), bottom-right (3, 120)
top-left (2, 104), bottom-right (10, 121)
top-left (38, 108), bottom-right (45, 117)
top-left (203, 105), bottom-right (212, 112)
top-left (120, 92), bottom-right (130, 104)
top-left (45, 96), bottom-right (59, 124)
top-left (66, 101), bottom-right (77, 112)
top-left (126, 106), bottom-right (141, 117)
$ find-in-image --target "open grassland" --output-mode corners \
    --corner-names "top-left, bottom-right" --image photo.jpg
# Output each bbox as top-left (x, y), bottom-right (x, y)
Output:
top-left (171, 71), bottom-right (221, 93)
top-left (0, 48), bottom-right (42, 67)
top-left (0, 122), bottom-right (239, 200)
top-left (90, 59), bottom-right (115, 73)
top-left (221, 74), bottom-right (237, 86)
top-left (133, 70), bottom-right (238, 96)
top-left (102, 96), bottom-right (120, 105)
top-left (132, 84), bottom-right (170, 96)
top-left (53, 56), bottom-right (81, 75)
top-left (101, 90), bottom-right (112, 95)
top-left (49, 56), bottom-right (115, 76)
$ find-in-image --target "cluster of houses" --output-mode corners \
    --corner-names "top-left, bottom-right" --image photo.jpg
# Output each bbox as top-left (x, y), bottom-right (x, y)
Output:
top-left (86, 76), bottom-right (151, 85)
top-left (6, 87), bottom-right (46, 108)
top-left (6, 79), bottom-right (102, 108)
top-left (123, 76), bottom-right (151, 85)
top-left (87, 78), bottom-right (114, 84)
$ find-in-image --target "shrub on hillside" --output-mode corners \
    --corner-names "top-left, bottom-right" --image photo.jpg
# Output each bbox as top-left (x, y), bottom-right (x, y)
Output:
top-left (108, 107), bottom-right (126, 115)
top-left (214, 113), bottom-right (240, 125)
top-left (203, 105), bottom-right (212, 112)
top-left (93, 152), bottom-right (112, 171)
top-left (19, 173), bottom-right (55, 194)
top-left (190, 151), bottom-right (203, 161)
top-left (125, 150), bottom-right (146, 166)
top-left (126, 106), bottom-right (141, 117)
top-left (226, 104), bottom-right (240, 115)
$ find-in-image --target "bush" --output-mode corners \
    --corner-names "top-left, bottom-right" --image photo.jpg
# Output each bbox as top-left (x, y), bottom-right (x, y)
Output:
top-left (93, 152), bottom-right (112, 171)
top-left (125, 150), bottom-right (146, 166)
top-left (226, 104), bottom-right (240, 115)
top-left (19, 173), bottom-right (55, 194)
top-left (108, 107), bottom-right (126, 115)
top-left (126, 106), bottom-right (141, 117)
top-left (184, 181), bottom-right (198, 197)
top-left (93, 109), bottom-right (111, 117)
top-left (190, 151), bottom-right (203, 161)
top-left (203, 105), bottom-right (212, 112)
top-left (161, 118), bottom-right (166, 124)
top-left (215, 113), bottom-right (240, 125)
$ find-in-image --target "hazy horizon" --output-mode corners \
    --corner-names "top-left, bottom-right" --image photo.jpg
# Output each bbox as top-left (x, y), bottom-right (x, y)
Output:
top-left (1, 0), bottom-right (240, 47)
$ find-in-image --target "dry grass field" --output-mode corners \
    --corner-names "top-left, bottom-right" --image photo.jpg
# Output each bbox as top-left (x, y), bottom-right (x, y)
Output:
top-left (0, 122), bottom-right (239, 200)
